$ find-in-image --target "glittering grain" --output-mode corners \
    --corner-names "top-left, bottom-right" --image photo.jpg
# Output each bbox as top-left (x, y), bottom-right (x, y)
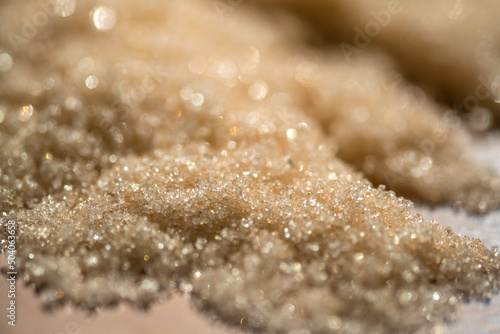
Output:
top-left (19, 105), bottom-right (34, 122)
top-left (85, 75), bottom-right (99, 89)
top-left (51, 0), bottom-right (77, 18)
top-left (0, 53), bottom-right (13, 72)
top-left (92, 6), bottom-right (116, 31)
top-left (248, 80), bottom-right (268, 101)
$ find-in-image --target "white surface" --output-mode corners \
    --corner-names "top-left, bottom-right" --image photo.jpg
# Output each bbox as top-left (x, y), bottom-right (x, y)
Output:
top-left (417, 131), bottom-right (500, 333)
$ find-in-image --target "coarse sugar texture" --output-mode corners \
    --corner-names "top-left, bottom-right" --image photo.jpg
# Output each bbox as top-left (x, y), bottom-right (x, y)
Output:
top-left (0, 0), bottom-right (499, 333)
